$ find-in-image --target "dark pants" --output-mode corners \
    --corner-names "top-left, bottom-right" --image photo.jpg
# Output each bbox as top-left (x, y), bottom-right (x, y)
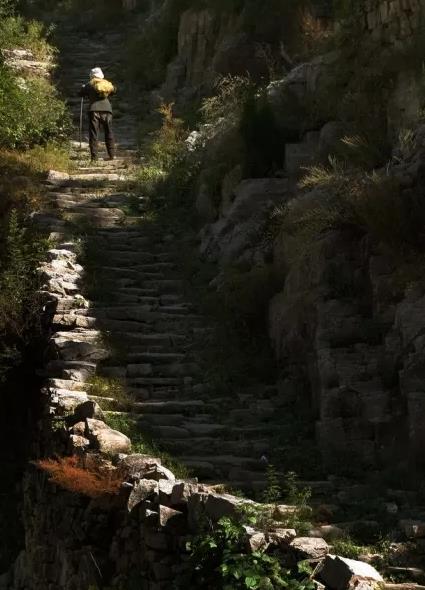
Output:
top-left (89, 111), bottom-right (115, 160)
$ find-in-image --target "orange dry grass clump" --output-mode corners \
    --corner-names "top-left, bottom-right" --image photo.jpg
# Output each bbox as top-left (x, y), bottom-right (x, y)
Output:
top-left (36, 456), bottom-right (123, 499)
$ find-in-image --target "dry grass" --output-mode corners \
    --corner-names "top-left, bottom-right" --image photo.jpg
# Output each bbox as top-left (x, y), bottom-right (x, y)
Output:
top-left (0, 143), bottom-right (71, 217)
top-left (88, 376), bottom-right (134, 411)
top-left (299, 6), bottom-right (333, 56)
top-left (36, 456), bottom-right (123, 498)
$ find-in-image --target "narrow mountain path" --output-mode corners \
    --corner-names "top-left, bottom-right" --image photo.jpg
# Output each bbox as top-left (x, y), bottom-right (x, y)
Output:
top-left (40, 24), bottom-right (308, 495)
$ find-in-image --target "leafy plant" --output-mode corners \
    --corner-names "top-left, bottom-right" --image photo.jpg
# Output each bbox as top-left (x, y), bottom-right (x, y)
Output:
top-left (0, 16), bottom-right (55, 59)
top-left (136, 102), bottom-right (200, 212)
top-left (279, 472), bottom-right (312, 534)
top-left (0, 0), bottom-right (16, 18)
top-left (261, 464), bottom-right (282, 504)
top-left (0, 66), bottom-right (71, 148)
top-left (178, 514), bottom-right (316, 589)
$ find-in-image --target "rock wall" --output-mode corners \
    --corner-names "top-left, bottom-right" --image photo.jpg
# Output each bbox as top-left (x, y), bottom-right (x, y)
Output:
top-left (11, 457), bottom-right (292, 590)
top-left (363, 0), bottom-right (424, 43)
top-left (159, 7), bottom-right (267, 102)
top-left (193, 0), bottom-right (425, 477)
top-left (269, 124), bottom-right (425, 474)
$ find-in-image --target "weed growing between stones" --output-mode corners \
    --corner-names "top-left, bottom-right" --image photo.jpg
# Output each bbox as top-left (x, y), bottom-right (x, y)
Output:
top-left (261, 465), bottom-right (281, 504)
top-left (329, 535), bottom-right (394, 575)
top-left (177, 508), bottom-right (316, 590)
top-left (253, 470), bottom-right (312, 535)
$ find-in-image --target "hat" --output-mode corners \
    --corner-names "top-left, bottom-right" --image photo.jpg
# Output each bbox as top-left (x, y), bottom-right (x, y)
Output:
top-left (90, 67), bottom-right (104, 79)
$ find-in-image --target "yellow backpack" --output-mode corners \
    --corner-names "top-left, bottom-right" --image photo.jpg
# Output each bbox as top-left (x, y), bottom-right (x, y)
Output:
top-left (90, 77), bottom-right (115, 98)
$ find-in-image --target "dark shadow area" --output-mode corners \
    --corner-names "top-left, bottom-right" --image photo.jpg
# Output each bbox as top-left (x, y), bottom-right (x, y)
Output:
top-left (0, 355), bottom-right (43, 572)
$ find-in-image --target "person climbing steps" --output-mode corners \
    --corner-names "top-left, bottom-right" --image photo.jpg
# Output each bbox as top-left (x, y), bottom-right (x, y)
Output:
top-left (79, 66), bottom-right (116, 161)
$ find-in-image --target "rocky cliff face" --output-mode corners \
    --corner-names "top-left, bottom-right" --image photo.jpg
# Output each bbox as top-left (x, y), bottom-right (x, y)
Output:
top-left (156, 2), bottom-right (304, 104)
top-left (269, 122), bottom-right (425, 473)
top-left (170, 0), bottom-right (425, 479)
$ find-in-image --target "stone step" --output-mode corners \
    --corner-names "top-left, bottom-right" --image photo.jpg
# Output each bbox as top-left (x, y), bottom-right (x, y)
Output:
top-left (132, 399), bottom-right (210, 414)
top-left (142, 280), bottom-right (184, 293)
top-left (87, 306), bottom-right (200, 323)
top-left (128, 387), bottom-right (180, 400)
top-left (115, 295), bottom-right (159, 305)
top-left (127, 352), bottom-right (186, 364)
top-left (105, 410), bottom-right (186, 427)
top-left (162, 437), bottom-right (272, 457)
top-left (127, 377), bottom-right (184, 387)
top-left (96, 249), bottom-right (159, 262)
top-left (118, 339), bottom-right (191, 355)
top-left (127, 362), bottom-right (201, 378)
top-left (178, 455), bottom-right (264, 471)
top-left (98, 267), bottom-right (165, 279)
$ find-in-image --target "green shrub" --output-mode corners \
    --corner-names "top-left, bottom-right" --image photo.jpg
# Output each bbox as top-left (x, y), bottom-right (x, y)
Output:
top-left (0, 66), bottom-right (70, 148)
top-left (0, 16), bottom-right (54, 58)
top-left (136, 165), bottom-right (166, 198)
top-left (0, 0), bottom-right (16, 17)
top-left (136, 103), bottom-right (200, 213)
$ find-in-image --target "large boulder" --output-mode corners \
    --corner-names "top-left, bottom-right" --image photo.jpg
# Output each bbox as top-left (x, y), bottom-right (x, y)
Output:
top-left (83, 419), bottom-right (132, 455)
top-left (267, 52), bottom-right (340, 132)
top-left (319, 555), bottom-right (384, 590)
top-left (289, 536), bottom-right (329, 560)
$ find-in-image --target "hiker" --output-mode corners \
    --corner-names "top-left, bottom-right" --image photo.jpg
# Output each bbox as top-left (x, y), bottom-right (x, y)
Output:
top-left (79, 67), bottom-right (116, 162)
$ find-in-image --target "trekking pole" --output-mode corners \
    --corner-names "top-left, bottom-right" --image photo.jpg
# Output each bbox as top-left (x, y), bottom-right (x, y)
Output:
top-left (79, 97), bottom-right (84, 149)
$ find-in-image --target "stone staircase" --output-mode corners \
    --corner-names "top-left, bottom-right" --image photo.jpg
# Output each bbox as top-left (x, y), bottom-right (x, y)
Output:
top-left (37, 25), bottom-right (292, 491)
